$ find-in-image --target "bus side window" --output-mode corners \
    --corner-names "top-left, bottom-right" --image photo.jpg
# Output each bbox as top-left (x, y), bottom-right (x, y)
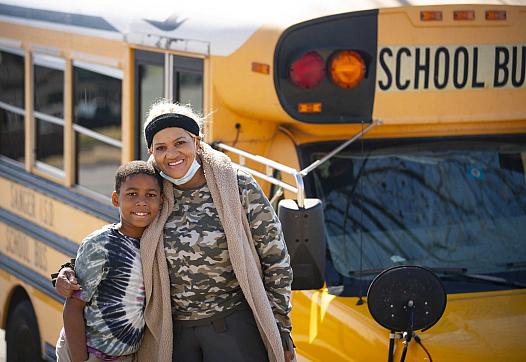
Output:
top-left (177, 71), bottom-right (203, 114)
top-left (173, 55), bottom-right (203, 115)
top-left (73, 64), bottom-right (123, 196)
top-left (0, 49), bottom-right (25, 163)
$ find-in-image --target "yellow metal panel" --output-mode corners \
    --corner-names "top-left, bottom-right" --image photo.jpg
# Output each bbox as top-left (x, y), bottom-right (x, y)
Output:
top-left (0, 223), bottom-right (72, 286)
top-left (211, 26), bottom-right (291, 124)
top-left (0, 22), bottom-right (127, 61)
top-left (0, 177), bottom-right (108, 243)
top-left (31, 288), bottom-right (63, 355)
top-left (291, 289), bottom-right (526, 361)
top-left (374, 5), bottom-right (526, 125)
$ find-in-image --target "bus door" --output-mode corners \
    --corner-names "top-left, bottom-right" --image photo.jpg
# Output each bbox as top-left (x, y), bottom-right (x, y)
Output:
top-left (134, 50), bottom-right (204, 160)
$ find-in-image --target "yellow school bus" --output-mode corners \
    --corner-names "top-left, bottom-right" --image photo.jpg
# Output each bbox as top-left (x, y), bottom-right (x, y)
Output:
top-left (1, 0), bottom-right (525, 361)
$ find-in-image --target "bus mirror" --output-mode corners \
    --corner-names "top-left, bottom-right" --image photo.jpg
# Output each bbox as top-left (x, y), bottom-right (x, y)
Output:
top-left (278, 198), bottom-right (326, 290)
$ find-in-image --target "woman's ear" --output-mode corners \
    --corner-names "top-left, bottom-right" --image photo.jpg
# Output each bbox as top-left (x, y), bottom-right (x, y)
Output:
top-left (111, 191), bottom-right (119, 207)
top-left (195, 137), bottom-right (203, 151)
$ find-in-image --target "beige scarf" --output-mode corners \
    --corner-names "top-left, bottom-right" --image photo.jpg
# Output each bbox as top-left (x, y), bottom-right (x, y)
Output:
top-left (137, 143), bottom-right (285, 362)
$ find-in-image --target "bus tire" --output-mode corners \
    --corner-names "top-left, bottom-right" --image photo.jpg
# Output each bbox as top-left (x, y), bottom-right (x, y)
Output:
top-left (6, 300), bottom-right (43, 362)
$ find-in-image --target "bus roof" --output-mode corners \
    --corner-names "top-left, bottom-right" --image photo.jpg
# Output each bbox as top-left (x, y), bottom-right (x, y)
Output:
top-left (1, 0), bottom-right (524, 55)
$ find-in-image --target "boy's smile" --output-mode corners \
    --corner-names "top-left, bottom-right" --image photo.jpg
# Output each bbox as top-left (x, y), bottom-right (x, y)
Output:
top-left (112, 174), bottom-right (162, 238)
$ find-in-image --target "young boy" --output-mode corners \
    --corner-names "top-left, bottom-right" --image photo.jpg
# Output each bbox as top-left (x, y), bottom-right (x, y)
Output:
top-left (55, 161), bottom-right (162, 362)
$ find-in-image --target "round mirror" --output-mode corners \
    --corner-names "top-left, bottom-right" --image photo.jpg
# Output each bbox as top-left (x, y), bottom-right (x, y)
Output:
top-left (367, 265), bottom-right (447, 332)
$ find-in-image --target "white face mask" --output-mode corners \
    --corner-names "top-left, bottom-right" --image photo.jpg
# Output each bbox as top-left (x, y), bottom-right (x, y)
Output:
top-left (160, 158), bottom-right (201, 185)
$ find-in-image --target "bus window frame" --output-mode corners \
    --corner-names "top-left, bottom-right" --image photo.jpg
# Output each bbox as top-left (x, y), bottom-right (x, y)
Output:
top-left (32, 53), bottom-right (66, 180)
top-left (134, 50), bottom-right (164, 160)
top-left (133, 50), bottom-right (204, 160)
top-left (172, 55), bottom-right (204, 112)
top-left (72, 60), bottom-right (123, 198)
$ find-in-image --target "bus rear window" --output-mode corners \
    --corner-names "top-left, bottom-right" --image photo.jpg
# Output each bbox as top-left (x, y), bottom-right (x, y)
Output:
top-left (302, 136), bottom-right (526, 294)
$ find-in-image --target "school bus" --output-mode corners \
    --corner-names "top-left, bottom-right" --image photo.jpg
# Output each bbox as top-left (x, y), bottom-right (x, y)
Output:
top-left (1, 0), bottom-right (525, 361)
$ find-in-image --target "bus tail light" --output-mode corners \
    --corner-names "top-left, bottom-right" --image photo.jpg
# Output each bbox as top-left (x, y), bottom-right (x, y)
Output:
top-left (329, 50), bottom-right (366, 89)
top-left (486, 10), bottom-right (506, 20)
top-left (289, 51), bottom-right (325, 88)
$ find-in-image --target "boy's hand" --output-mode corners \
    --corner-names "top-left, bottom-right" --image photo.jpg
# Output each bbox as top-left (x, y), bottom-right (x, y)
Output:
top-left (285, 349), bottom-right (295, 362)
top-left (56, 267), bottom-right (81, 297)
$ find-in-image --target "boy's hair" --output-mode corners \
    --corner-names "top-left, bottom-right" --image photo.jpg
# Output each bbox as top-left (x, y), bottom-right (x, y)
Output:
top-left (114, 160), bottom-right (162, 194)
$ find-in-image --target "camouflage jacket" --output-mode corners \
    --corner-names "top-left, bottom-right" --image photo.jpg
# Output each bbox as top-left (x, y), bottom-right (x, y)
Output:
top-left (163, 171), bottom-right (292, 333)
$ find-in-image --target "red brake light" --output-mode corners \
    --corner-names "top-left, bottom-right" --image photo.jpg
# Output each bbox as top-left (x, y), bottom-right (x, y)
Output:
top-left (289, 51), bottom-right (325, 88)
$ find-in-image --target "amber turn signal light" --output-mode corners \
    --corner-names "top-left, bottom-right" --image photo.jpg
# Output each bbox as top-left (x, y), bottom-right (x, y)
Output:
top-left (454, 10), bottom-right (475, 20)
top-left (486, 10), bottom-right (506, 20)
top-left (420, 10), bottom-right (443, 21)
top-left (298, 102), bottom-right (322, 113)
top-left (329, 50), bottom-right (366, 89)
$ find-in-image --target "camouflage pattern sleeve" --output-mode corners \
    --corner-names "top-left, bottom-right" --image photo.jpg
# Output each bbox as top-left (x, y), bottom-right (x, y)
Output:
top-left (238, 171), bottom-right (293, 333)
top-left (75, 228), bottom-right (109, 303)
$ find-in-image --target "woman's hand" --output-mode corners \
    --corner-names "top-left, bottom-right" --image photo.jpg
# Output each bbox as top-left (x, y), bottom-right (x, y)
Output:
top-left (284, 349), bottom-right (295, 362)
top-left (55, 267), bottom-right (81, 297)
top-left (283, 333), bottom-right (296, 362)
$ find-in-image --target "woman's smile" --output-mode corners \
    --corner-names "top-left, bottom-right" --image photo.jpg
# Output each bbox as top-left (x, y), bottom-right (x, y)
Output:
top-left (167, 159), bottom-right (186, 171)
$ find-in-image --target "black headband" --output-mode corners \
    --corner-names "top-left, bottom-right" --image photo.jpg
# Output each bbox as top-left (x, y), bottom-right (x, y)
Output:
top-left (145, 113), bottom-right (200, 148)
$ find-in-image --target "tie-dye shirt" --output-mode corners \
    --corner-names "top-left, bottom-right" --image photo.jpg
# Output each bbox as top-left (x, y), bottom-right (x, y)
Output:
top-left (74, 224), bottom-right (145, 356)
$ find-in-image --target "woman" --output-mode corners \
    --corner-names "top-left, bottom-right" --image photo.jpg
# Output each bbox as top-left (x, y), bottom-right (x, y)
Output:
top-left (55, 101), bottom-right (295, 362)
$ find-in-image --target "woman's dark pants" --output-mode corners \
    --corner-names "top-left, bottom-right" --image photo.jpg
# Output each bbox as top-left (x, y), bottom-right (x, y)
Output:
top-left (172, 309), bottom-right (269, 362)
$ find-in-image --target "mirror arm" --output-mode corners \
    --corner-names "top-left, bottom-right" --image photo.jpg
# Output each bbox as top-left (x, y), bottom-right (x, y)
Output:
top-left (299, 119), bottom-right (382, 178)
top-left (292, 171), bottom-right (306, 208)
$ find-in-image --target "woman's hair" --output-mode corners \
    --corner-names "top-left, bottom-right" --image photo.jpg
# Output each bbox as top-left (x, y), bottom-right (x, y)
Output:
top-left (144, 100), bottom-right (205, 139)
